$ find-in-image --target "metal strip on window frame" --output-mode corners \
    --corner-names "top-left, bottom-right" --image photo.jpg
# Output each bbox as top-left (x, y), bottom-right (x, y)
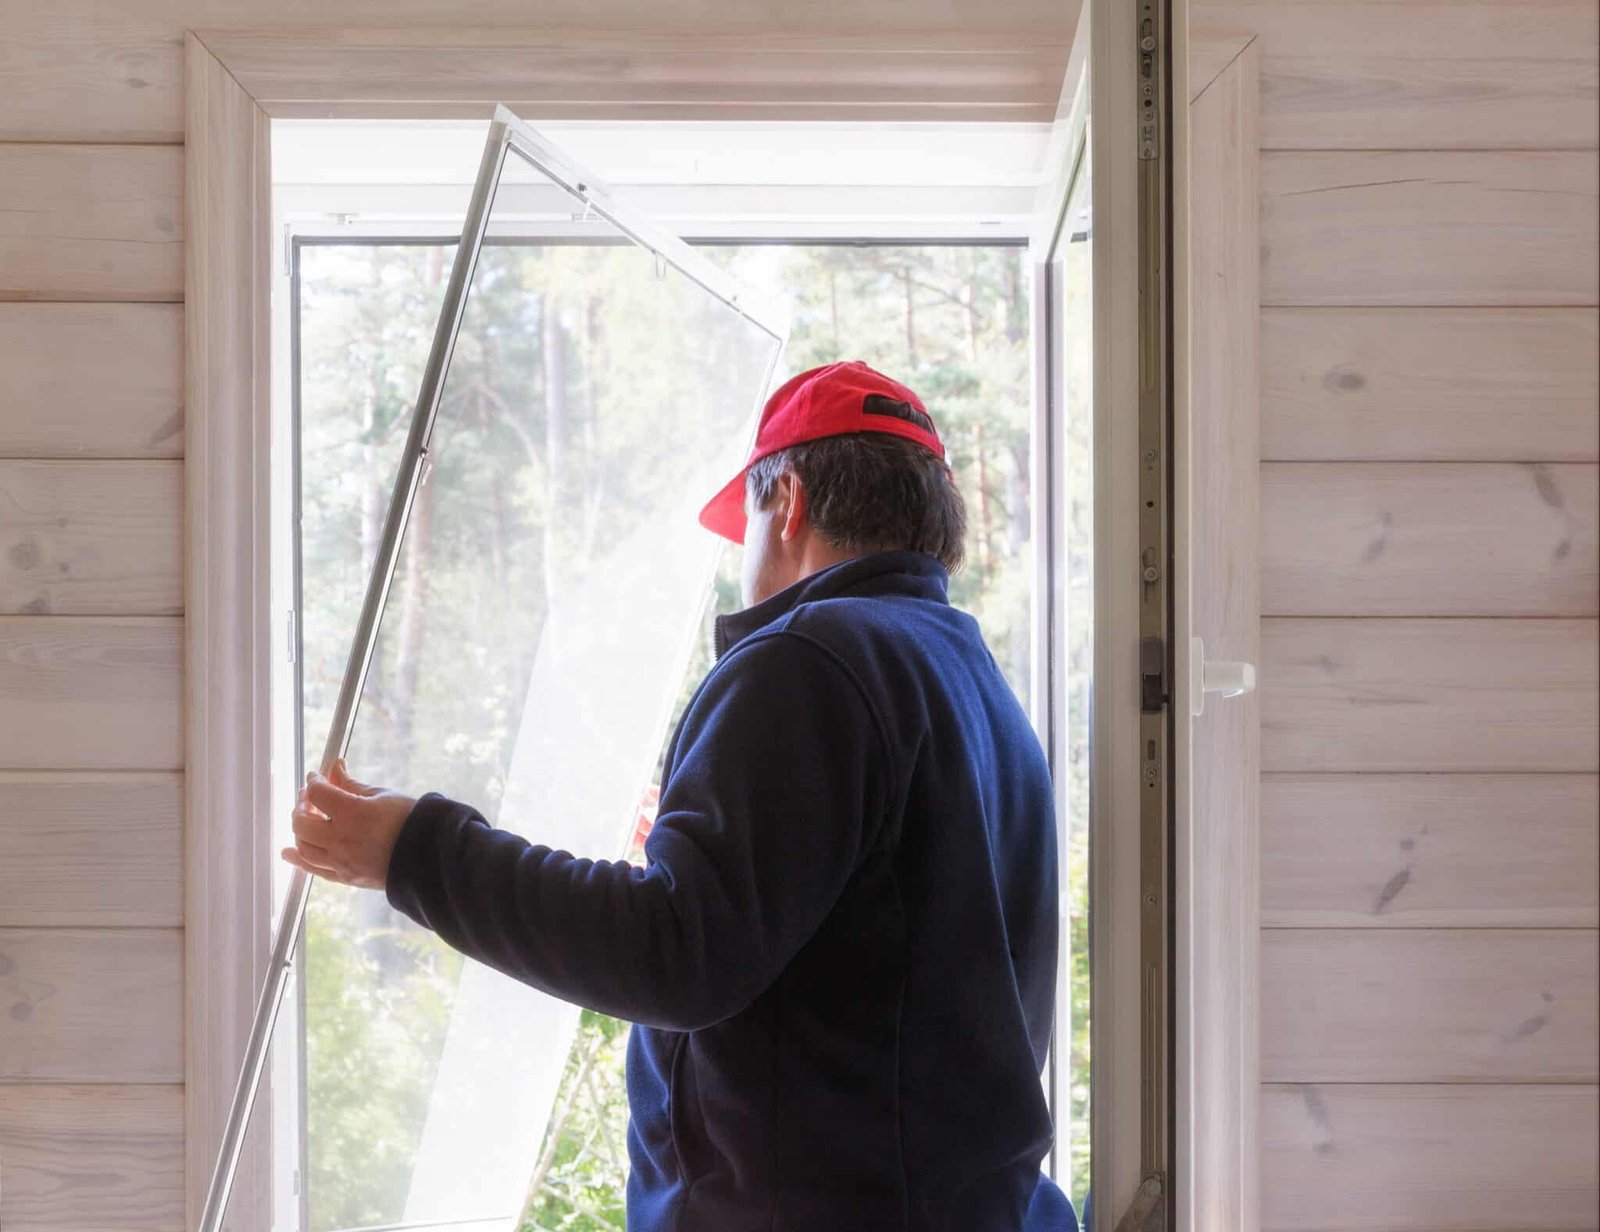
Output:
top-left (1124, 0), bottom-right (1177, 1226)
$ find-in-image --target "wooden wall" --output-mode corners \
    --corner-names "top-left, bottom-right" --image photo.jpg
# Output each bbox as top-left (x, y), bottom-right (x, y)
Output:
top-left (0, 0), bottom-right (1593, 1227)
top-left (1195, 1), bottom-right (1599, 1227)
top-left (0, 171), bottom-right (187, 1229)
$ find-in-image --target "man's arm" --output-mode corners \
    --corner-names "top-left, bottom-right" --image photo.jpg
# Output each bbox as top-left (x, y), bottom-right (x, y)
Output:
top-left (380, 631), bottom-right (892, 1031)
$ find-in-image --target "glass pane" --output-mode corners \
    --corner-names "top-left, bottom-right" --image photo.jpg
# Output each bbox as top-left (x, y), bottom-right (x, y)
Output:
top-left (1058, 160), bottom-right (1094, 1212)
top-left (294, 135), bottom-right (781, 1232)
top-left (703, 244), bottom-right (1037, 707)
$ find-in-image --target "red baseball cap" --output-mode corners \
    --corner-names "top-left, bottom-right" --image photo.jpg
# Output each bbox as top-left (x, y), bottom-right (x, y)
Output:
top-left (698, 360), bottom-right (945, 544)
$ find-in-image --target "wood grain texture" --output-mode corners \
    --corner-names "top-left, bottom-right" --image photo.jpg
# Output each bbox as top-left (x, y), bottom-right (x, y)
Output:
top-left (0, 616), bottom-right (181, 770)
top-left (1189, 28), bottom-right (1254, 104)
top-left (0, 772), bottom-right (182, 927)
top-left (0, 145), bottom-right (182, 302)
top-left (1, 2), bottom-right (1080, 141)
top-left (1262, 773), bottom-right (1600, 928)
top-left (1261, 1083), bottom-right (1600, 1231)
top-left (1263, 929), bottom-right (1598, 1082)
top-left (0, 1085), bottom-right (183, 1232)
top-left (0, 929), bottom-right (181, 1082)
top-left (1262, 151), bottom-right (1600, 307)
top-left (0, 305), bottom-right (183, 458)
top-left (1262, 617), bottom-right (1599, 772)
top-left (203, 28), bottom-right (1071, 121)
top-left (1185, 43), bottom-right (1261, 1232)
top-left (1262, 463), bottom-right (1599, 616)
top-left (0, 462), bottom-right (182, 615)
top-left (1198, 2), bottom-right (1598, 151)
top-left (1261, 307), bottom-right (1600, 462)
top-left (183, 37), bottom-right (275, 1226)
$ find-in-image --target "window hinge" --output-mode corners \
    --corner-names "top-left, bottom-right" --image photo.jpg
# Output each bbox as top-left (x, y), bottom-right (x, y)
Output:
top-left (1137, 0), bottom-right (1162, 159)
top-left (286, 608), bottom-right (297, 665)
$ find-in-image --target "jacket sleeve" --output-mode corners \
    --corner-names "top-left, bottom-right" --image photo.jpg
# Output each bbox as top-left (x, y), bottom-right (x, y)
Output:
top-left (384, 630), bottom-right (893, 1031)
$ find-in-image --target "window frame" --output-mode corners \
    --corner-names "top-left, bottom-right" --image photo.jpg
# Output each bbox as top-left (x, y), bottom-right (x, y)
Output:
top-left (182, 18), bottom-right (1215, 1232)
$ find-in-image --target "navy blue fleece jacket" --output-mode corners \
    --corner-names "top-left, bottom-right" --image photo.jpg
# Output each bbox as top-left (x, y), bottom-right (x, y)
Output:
top-left (386, 550), bottom-right (1076, 1232)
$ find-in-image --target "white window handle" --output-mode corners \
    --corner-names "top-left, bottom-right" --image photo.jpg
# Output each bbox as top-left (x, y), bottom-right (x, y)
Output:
top-left (1190, 636), bottom-right (1256, 717)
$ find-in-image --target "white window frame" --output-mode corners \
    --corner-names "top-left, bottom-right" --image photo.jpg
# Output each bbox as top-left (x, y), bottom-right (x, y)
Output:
top-left (183, 11), bottom-right (1249, 1232)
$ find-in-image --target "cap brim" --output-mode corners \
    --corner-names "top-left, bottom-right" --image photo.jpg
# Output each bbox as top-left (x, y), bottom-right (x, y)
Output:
top-left (697, 467), bottom-right (749, 544)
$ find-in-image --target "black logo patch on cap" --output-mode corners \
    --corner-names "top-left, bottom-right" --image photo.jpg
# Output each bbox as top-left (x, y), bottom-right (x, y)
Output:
top-left (863, 393), bottom-right (936, 435)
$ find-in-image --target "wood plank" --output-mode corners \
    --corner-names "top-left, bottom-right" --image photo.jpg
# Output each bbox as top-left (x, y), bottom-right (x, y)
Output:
top-left (204, 28), bottom-right (1072, 121)
top-left (1200, 2), bottom-right (1599, 151)
top-left (1185, 42), bottom-right (1261, 1232)
top-left (1263, 774), bottom-right (1600, 928)
top-left (0, 772), bottom-right (181, 927)
top-left (1262, 1083), bottom-right (1599, 1231)
top-left (0, 305), bottom-right (183, 458)
top-left (1189, 27), bottom-right (1254, 104)
top-left (0, 617), bottom-right (181, 770)
top-left (0, 145), bottom-right (182, 302)
top-left (1261, 307), bottom-right (1600, 462)
top-left (1, 6), bottom-right (1079, 142)
top-left (1262, 463), bottom-right (1599, 616)
top-left (1263, 151), bottom-right (1600, 307)
top-left (0, 929), bottom-right (181, 1082)
top-left (1262, 617), bottom-right (1598, 772)
top-left (0, 1085), bottom-right (183, 1232)
top-left (1263, 929), bottom-right (1598, 1082)
top-left (0, 462), bottom-right (182, 616)
top-left (184, 39), bottom-right (276, 1227)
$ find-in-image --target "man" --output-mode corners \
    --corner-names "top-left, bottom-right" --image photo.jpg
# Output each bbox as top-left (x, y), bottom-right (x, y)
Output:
top-left (287, 360), bottom-right (1078, 1231)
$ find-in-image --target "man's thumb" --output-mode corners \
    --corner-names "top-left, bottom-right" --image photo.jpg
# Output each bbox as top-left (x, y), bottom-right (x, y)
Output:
top-left (331, 758), bottom-right (379, 797)
top-left (306, 773), bottom-right (362, 815)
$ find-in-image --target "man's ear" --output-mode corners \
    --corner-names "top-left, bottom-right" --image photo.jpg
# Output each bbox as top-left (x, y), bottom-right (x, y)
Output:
top-left (779, 472), bottom-right (808, 543)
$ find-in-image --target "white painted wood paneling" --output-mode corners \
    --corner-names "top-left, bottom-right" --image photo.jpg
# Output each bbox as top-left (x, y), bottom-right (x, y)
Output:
top-left (0, 616), bottom-right (182, 770)
top-left (0, 461), bottom-right (183, 615)
top-left (1262, 1083), bottom-right (1600, 1231)
top-left (0, 1084), bottom-right (184, 1232)
top-left (205, 29), bottom-right (1072, 122)
top-left (1262, 617), bottom-right (1599, 772)
top-left (1183, 38), bottom-right (1261, 1232)
top-left (1262, 773), bottom-right (1600, 928)
top-left (0, 929), bottom-right (182, 1082)
top-left (1, 4), bottom-right (1080, 142)
top-left (183, 36), bottom-right (276, 1225)
top-left (0, 772), bottom-right (182, 927)
top-left (0, 305), bottom-right (184, 458)
top-left (1262, 929), bottom-right (1599, 1082)
top-left (1262, 151), bottom-right (1600, 307)
top-left (1201, 2), bottom-right (1599, 151)
top-left (1262, 463), bottom-right (1599, 616)
top-left (1262, 307), bottom-right (1600, 462)
top-left (0, 145), bottom-right (182, 302)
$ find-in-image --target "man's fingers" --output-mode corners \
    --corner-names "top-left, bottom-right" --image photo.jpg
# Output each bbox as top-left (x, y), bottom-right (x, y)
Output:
top-left (305, 773), bottom-right (363, 817)
top-left (291, 836), bottom-right (336, 865)
top-left (291, 806), bottom-right (337, 848)
top-left (331, 758), bottom-right (380, 797)
top-left (281, 846), bottom-right (342, 880)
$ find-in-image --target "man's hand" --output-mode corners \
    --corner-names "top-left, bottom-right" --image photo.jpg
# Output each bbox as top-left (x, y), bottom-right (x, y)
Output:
top-left (281, 759), bottom-right (416, 891)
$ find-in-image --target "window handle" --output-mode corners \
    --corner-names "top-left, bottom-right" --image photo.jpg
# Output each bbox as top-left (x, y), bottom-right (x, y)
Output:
top-left (1189, 636), bottom-right (1256, 718)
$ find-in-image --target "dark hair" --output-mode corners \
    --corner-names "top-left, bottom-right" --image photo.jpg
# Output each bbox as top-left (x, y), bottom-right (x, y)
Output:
top-left (745, 432), bottom-right (967, 572)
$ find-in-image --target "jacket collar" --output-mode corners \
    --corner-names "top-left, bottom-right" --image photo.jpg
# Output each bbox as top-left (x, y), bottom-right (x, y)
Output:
top-left (714, 550), bottom-right (950, 660)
